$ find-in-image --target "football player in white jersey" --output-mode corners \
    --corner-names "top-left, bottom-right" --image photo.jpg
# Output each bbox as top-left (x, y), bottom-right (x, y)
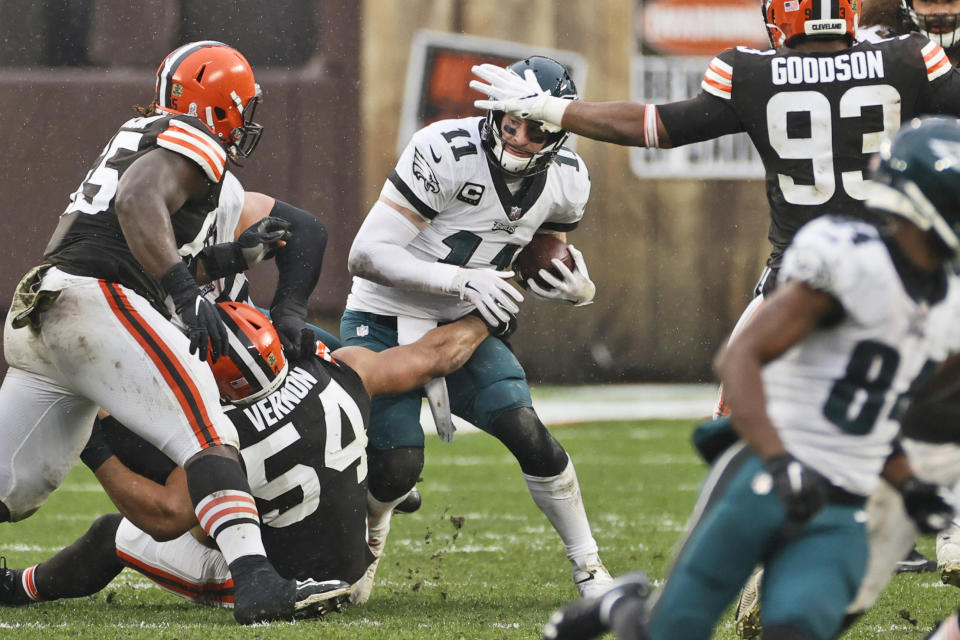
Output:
top-left (340, 56), bottom-right (611, 603)
top-left (543, 118), bottom-right (960, 640)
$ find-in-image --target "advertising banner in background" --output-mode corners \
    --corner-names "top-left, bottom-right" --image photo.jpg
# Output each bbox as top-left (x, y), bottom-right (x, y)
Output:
top-left (399, 31), bottom-right (587, 154)
top-left (631, 0), bottom-right (768, 178)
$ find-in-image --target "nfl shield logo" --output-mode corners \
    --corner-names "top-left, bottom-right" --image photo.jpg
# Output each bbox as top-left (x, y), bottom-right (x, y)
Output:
top-left (508, 206), bottom-right (523, 221)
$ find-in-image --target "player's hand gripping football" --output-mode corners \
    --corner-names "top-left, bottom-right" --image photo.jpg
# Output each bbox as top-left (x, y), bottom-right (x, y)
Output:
top-left (161, 262), bottom-right (229, 362)
top-left (236, 216), bottom-right (292, 267)
top-left (527, 245), bottom-right (596, 306)
top-left (454, 267), bottom-right (524, 328)
top-left (764, 453), bottom-right (830, 528)
top-left (898, 476), bottom-right (954, 534)
top-left (470, 64), bottom-right (565, 133)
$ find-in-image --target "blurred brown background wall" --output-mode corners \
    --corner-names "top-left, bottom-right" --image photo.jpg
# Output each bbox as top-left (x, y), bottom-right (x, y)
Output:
top-left (0, 0), bottom-right (773, 383)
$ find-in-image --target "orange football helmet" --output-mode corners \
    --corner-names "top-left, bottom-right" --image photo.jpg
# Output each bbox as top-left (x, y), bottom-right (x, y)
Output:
top-left (763, 0), bottom-right (859, 49)
top-left (155, 41), bottom-right (263, 159)
top-left (209, 302), bottom-right (287, 404)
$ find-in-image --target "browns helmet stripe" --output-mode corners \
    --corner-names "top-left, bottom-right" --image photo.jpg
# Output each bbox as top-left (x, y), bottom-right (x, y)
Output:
top-left (157, 40), bottom-right (227, 110)
top-left (216, 304), bottom-right (277, 391)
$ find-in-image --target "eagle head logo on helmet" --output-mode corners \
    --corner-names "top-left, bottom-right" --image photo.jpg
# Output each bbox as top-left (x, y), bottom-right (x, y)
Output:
top-left (480, 56), bottom-right (578, 177)
top-left (763, 0), bottom-right (859, 49)
top-left (154, 41), bottom-right (264, 161)
top-left (208, 302), bottom-right (288, 405)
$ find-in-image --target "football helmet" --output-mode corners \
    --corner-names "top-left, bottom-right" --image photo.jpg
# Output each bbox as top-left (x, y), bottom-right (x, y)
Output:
top-left (762, 0), bottom-right (859, 49)
top-left (155, 41), bottom-right (263, 160)
top-left (481, 56), bottom-right (577, 177)
top-left (868, 117), bottom-right (960, 259)
top-left (208, 302), bottom-right (288, 404)
top-left (899, 0), bottom-right (960, 51)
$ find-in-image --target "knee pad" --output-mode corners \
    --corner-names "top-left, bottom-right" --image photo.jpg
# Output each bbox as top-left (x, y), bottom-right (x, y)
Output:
top-left (368, 447), bottom-right (424, 502)
top-left (487, 407), bottom-right (567, 476)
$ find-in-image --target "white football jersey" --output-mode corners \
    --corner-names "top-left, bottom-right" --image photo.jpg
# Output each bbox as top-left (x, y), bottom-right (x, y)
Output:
top-left (347, 116), bottom-right (590, 320)
top-left (195, 171), bottom-right (253, 305)
top-left (763, 216), bottom-right (960, 496)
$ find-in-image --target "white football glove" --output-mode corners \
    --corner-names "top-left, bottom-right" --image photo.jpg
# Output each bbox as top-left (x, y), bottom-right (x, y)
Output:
top-left (526, 244), bottom-right (595, 307)
top-left (470, 64), bottom-right (568, 133)
top-left (454, 267), bottom-right (524, 326)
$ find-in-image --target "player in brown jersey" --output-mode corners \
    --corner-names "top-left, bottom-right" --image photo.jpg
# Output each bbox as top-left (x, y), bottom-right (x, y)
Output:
top-left (0, 304), bottom-right (492, 615)
top-left (0, 41), bottom-right (323, 624)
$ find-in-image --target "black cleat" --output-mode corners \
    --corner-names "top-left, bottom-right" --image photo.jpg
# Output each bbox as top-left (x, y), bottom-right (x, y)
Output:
top-left (896, 547), bottom-right (937, 574)
top-left (543, 572), bottom-right (651, 640)
top-left (0, 557), bottom-right (31, 607)
top-left (395, 487), bottom-right (422, 514)
top-left (293, 579), bottom-right (352, 618)
top-left (232, 561), bottom-right (296, 625)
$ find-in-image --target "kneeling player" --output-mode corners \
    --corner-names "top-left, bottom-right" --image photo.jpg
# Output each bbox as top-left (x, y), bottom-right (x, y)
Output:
top-left (0, 303), bottom-right (492, 613)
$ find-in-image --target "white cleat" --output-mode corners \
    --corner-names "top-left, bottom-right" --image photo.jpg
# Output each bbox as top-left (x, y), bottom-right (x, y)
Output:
top-left (734, 567), bottom-right (763, 639)
top-left (938, 527), bottom-right (960, 587)
top-left (572, 554), bottom-right (614, 599)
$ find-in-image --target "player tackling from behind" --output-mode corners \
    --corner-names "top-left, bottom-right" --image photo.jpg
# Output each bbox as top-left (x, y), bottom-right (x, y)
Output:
top-left (0, 41), bottom-right (317, 623)
top-left (1, 303), bottom-right (493, 615)
top-left (544, 117), bottom-right (960, 640)
top-left (341, 55), bottom-right (610, 602)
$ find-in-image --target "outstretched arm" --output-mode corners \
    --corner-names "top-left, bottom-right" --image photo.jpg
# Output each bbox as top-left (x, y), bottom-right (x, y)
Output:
top-left (334, 315), bottom-right (490, 397)
top-left (470, 63), bottom-right (671, 148)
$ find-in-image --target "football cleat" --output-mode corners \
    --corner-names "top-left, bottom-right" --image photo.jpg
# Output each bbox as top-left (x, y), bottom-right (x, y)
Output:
top-left (896, 547), bottom-right (937, 574)
top-left (734, 568), bottom-right (763, 639)
top-left (938, 528), bottom-right (960, 587)
top-left (293, 578), bottom-right (352, 618)
top-left (0, 558), bottom-right (32, 607)
top-left (394, 487), bottom-right (422, 514)
top-left (543, 571), bottom-right (651, 640)
top-left (232, 562), bottom-right (296, 625)
top-left (572, 554), bottom-right (614, 599)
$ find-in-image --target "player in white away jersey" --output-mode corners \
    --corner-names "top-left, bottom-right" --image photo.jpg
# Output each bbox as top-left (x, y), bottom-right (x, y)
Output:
top-left (341, 56), bottom-right (611, 603)
top-left (544, 118), bottom-right (960, 640)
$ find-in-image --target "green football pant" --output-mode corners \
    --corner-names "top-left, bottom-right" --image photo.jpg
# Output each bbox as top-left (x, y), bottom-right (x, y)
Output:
top-left (339, 310), bottom-right (532, 450)
top-left (648, 440), bottom-right (868, 640)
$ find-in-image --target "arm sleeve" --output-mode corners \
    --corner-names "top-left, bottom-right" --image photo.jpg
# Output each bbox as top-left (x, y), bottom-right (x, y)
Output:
top-left (269, 200), bottom-right (328, 319)
top-left (657, 50), bottom-right (744, 147)
top-left (348, 199), bottom-right (461, 294)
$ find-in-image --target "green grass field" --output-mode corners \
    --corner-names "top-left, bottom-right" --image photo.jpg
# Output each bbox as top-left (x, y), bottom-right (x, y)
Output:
top-left (1, 419), bottom-right (956, 638)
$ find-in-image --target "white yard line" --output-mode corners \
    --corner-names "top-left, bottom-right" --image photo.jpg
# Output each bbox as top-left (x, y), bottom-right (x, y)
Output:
top-left (420, 383), bottom-right (718, 435)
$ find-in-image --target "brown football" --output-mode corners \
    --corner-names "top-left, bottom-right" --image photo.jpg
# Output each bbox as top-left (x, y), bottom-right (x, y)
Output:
top-left (514, 233), bottom-right (574, 289)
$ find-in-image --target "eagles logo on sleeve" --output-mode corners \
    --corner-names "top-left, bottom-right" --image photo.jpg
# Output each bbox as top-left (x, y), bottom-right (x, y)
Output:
top-left (412, 147), bottom-right (441, 194)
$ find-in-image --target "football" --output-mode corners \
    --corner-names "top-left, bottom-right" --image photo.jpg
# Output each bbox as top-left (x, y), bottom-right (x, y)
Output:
top-left (513, 233), bottom-right (573, 289)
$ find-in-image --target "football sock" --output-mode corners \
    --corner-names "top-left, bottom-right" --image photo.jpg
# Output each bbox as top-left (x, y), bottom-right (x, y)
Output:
top-left (186, 454), bottom-right (266, 567)
top-left (366, 491), bottom-right (409, 543)
top-left (523, 457), bottom-right (600, 562)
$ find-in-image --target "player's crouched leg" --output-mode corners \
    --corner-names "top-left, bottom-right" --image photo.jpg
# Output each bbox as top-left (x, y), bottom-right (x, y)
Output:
top-left (451, 337), bottom-right (612, 597)
top-left (2, 513), bottom-right (124, 605)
